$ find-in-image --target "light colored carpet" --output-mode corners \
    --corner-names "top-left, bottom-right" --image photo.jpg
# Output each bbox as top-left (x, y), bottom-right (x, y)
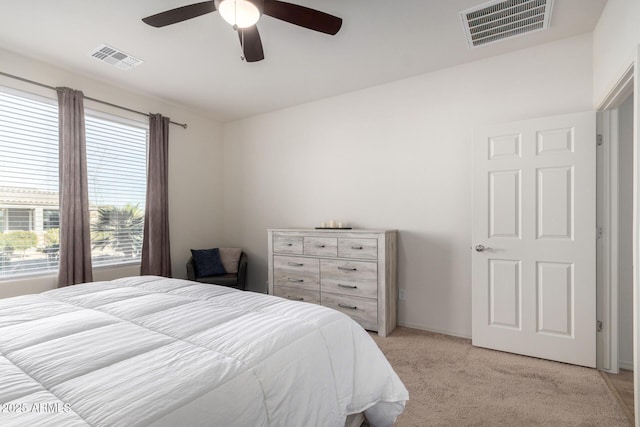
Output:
top-left (370, 327), bottom-right (631, 426)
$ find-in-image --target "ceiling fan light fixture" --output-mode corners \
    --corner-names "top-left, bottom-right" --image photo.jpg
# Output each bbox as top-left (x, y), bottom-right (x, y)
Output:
top-left (142, 0), bottom-right (342, 62)
top-left (217, 0), bottom-right (262, 28)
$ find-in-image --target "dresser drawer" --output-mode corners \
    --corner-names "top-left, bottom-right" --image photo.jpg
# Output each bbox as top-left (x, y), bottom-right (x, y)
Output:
top-left (320, 277), bottom-right (377, 299)
top-left (320, 259), bottom-right (377, 281)
top-left (321, 293), bottom-right (377, 330)
top-left (273, 235), bottom-right (303, 254)
top-left (304, 237), bottom-right (337, 257)
top-left (320, 259), bottom-right (377, 299)
top-left (273, 256), bottom-right (319, 292)
top-left (274, 285), bottom-right (320, 304)
top-left (338, 238), bottom-right (377, 259)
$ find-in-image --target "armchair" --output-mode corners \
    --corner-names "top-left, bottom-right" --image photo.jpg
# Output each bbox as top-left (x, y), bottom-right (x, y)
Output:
top-left (186, 251), bottom-right (248, 290)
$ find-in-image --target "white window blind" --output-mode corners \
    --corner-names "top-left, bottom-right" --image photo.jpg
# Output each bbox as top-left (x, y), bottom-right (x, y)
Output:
top-left (0, 86), bottom-right (148, 279)
top-left (85, 113), bottom-right (147, 267)
top-left (0, 89), bottom-right (59, 278)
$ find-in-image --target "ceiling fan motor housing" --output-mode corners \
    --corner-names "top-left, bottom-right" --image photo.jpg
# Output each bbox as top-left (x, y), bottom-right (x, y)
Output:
top-left (215, 0), bottom-right (264, 29)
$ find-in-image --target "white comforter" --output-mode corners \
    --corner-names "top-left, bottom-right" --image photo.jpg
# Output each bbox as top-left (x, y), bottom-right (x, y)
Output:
top-left (0, 276), bottom-right (408, 426)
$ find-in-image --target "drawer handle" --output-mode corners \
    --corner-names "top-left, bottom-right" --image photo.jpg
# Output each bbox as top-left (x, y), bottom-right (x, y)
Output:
top-left (338, 266), bottom-right (357, 271)
top-left (315, 244), bottom-right (326, 248)
top-left (288, 296), bottom-right (304, 301)
top-left (338, 284), bottom-right (358, 289)
top-left (287, 278), bottom-right (304, 283)
top-left (351, 245), bottom-right (363, 250)
top-left (287, 262), bottom-right (304, 267)
top-left (285, 243), bottom-right (293, 247)
top-left (338, 303), bottom-right (357, 310)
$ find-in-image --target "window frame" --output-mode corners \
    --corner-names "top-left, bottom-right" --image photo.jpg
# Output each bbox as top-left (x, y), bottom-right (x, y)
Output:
top-left (84, 108), bottom-right (148, 269)
top-left (0, 85), bottom-right (149, 280)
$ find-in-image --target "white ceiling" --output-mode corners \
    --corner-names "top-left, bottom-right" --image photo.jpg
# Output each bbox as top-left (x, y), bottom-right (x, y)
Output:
top-left (0, 0), bottom-right (607, 122)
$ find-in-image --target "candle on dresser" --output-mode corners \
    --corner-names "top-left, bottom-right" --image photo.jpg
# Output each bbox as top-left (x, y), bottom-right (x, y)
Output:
top-left (329, 220), bottom-right (336, 228)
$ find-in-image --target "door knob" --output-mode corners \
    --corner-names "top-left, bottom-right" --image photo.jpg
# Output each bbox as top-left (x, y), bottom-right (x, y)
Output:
top-left (475, 244), bottom-right (491, 252)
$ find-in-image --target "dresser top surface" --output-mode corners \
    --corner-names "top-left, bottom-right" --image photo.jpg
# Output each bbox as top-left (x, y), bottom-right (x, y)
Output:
top-left (268, 228), bottom-right (397, 233)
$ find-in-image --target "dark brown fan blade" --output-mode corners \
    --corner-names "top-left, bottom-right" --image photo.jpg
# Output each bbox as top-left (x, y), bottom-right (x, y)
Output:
top-left (238, 26), bottom-right (265, 62)
top-left (263, 0), bottom-right (342, 35)
top-left (142, 1), bottom-right (216, 28)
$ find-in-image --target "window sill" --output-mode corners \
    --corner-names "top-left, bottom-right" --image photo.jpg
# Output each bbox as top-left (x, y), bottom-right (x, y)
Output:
top-left (0, 261), bottom-right (141, 282)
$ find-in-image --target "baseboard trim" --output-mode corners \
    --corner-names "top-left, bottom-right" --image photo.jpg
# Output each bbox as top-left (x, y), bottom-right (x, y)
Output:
top-left (396, 322), bottom-right (471, 340)
top-left (619, 360), bottom-right (634, 371)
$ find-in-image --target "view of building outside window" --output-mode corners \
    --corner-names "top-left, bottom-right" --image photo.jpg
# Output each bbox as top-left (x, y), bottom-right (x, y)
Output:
top-left (0, 89), bottom-right (148, 279)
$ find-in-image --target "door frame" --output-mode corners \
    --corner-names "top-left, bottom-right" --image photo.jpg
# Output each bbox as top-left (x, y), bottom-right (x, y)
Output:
top-left (596, 52), bottom-right (638, 425)
top-left (635, 46), bottom-right (640, 427)
top-left (596, 107), bottom-right (620, 374)
top-left (596, 62), bottom-right (633, 374)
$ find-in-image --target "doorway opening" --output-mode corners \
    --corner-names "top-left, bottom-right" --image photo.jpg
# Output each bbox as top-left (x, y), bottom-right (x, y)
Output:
top-left (596, 63), bottom-right (634, 423)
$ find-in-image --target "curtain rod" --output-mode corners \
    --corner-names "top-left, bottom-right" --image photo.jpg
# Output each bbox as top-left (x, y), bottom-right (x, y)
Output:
top-left (0, 71), bottom-right (188, 129)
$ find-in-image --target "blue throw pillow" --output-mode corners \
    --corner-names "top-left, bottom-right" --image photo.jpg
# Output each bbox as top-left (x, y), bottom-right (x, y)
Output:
top-left (191, 248), bottom-right (226, 278)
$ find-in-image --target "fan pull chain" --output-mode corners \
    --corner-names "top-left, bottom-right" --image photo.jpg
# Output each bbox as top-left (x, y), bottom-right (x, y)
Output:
top-left (232, 0), bottom-right (245, 61)
top-left (233, 0), bottom-right (238, 27)
top-left (239, 28), bottom-right (245, 61)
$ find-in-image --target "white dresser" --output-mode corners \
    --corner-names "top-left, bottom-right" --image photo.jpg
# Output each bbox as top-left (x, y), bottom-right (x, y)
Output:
top-left (267, 229), bottom-right (397, 337)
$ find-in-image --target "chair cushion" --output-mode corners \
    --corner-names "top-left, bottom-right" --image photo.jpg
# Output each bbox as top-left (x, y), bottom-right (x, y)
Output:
top-left (219, 248), bottom-right (242, 274)
top-left (194, 273), bottom-right (239, 287)
top-left (190, 248), bottom-right (226, 278)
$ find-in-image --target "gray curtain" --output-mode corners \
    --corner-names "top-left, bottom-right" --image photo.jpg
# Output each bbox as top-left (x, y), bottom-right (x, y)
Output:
top-left (57, 87), bottom-right (93, 287)
top-left (141, 114), bottom-right (172, 277)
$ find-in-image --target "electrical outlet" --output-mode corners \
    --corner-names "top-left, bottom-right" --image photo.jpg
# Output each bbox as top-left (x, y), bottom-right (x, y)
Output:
top-left (398, 289), bottom-right (406, 301)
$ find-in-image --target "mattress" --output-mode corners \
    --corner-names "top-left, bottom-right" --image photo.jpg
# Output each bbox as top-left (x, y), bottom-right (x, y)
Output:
top-left (0, 276), bottom-right (408, 426)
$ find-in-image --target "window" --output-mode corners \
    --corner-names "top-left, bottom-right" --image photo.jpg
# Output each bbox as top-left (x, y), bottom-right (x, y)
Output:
top-left (7, 208), bottom-right (33, 231)
top-left (0, 87), bottom-right (148, 279)
top-left (43, 209), bottom-right (59, 230)
top-left (0, 89), bottom-right (58, 277)
top-left (85, 113), bottom-right (147, 267)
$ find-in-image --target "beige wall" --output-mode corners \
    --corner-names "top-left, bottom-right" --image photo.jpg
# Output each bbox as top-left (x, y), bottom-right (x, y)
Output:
top-left (593, 0), bottom-right (640, 106)
top-left (0, 48), bottom-right (225, 298)
top-left (0, 19), bottom-right (619, 337)
top-left (222, 35), bottom-right (594, 338)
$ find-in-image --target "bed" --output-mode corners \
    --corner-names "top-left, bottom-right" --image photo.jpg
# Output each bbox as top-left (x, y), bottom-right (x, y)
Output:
top-left (0, 276), bottom-right (408, 426)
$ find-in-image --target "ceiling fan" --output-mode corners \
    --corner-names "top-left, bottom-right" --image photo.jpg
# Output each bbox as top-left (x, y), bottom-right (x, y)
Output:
top-left (142, 0), bottom-right (343, 62)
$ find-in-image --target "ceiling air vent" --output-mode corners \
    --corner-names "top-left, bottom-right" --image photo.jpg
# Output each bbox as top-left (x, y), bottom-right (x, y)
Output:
top-left (88, 44), bottom-right (143, 70)
top-left (460, 0), bottom-right (554, 48)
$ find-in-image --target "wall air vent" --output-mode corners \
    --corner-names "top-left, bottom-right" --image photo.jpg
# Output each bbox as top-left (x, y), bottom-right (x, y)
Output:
top-left (88, 44), bottom-right (143, 70)
top-left (460, 0), bottom-right (554, 48)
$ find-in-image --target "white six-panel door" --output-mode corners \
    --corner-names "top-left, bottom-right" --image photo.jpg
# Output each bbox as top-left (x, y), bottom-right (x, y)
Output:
top-left (472, 112), bottom-right (596, 367)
